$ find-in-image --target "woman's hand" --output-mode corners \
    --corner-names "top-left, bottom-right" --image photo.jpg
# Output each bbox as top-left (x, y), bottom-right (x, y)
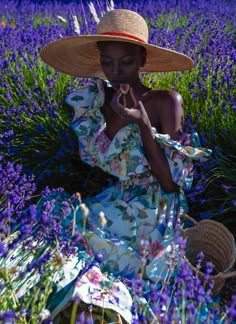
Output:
top-left (111, 87), bottom-right (180, 193)
top-left (110, 87), bottom-right (148, 125)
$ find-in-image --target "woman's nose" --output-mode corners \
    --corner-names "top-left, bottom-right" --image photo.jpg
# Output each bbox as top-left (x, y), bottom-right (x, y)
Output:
top-left (112, 62), bottom-right (121, 75)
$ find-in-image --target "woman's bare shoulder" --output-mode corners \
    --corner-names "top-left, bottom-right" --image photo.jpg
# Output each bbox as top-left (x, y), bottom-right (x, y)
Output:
top-left (145, 89), bottom-right (184, 116)
top-left (143, 89), bottom-right (184, 131)
top-left (144, 88), bottom-right (183, 104)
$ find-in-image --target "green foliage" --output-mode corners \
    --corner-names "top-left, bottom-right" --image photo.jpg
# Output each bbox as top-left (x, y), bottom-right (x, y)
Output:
top-left (142, 65), bottom-right (235, 148)
top-left (1, 1), bottom-right (236, 225)
top-left (0, 2), bottom-right (235, 322)
top-left (156, 14), bottom-right (190, 30)
top-left (0, 238), bottom-right (63, 323)
top-left (32, 14), bottom-right (58, 28)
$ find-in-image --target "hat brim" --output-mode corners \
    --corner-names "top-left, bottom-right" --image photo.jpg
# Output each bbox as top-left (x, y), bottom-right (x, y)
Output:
top-left (40, 35), bottom-right (194, 78)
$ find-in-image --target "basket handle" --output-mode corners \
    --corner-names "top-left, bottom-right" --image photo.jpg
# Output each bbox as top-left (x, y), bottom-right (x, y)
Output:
top-left (180, 213), bottom-right (198, 226)
top-left (218, 271), bottom-right (236, 280)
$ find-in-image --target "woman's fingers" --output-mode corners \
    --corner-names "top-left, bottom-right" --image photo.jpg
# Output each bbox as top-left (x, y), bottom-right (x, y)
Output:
top-left (122, 94), bottom-right (127, 108)
top-left (112, 87), bottom-right (138, 110)
top-left (112, 89), bottom-right (122, 102)
top-left (138, 100), bottom-right (145, 110)
top-left (129, 87), bottom-right (137, 108)
top-left (111, 90), bottom-right (122, 109)
top-left (111, 88), bottom-right (145, 121)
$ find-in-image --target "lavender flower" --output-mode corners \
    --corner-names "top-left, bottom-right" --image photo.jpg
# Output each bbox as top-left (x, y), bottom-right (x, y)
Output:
top-left (0, 1), bottom-right (235, 323)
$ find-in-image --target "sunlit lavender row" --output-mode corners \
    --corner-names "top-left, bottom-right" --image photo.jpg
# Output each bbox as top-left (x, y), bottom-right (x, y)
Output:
top-left (1, 1), bottom-right (235, 219)
top-left (0, 0), bottom-right (236, 322)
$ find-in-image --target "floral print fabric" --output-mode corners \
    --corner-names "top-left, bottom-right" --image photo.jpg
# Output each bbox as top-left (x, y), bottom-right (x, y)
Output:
top-left (47, 77), bottom-right (212, 321)
top-left (2, 78), bottom-right (212, 323)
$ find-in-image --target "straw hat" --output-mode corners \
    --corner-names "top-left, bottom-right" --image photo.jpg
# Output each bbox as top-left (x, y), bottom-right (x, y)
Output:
top-left (40, 9), bottom-right (194, 77)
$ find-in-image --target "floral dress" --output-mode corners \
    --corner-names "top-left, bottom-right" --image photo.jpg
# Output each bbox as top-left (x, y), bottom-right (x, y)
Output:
top-left (45, 78), bottom-right (211, 322)
top-left (4, 78), bottom-right (211, 323)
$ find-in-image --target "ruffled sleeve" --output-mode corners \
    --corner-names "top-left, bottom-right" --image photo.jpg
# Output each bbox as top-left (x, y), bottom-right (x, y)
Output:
top-left (66, 78), bottom-right (212, 190)
top-left (65, 78), bottom-right (105, 167)
top-left (93, 123), bottom-right (211, 189)
top-left (152, 128), bottom-right (212, 190)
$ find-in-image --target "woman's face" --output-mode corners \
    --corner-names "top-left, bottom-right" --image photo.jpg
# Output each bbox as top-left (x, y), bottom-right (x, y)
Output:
top-left (98, 41), bottom-right (146, 90)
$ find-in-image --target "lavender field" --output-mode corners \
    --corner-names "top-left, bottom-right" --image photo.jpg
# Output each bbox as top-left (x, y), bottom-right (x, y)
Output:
top-left (0, 0), bottom-right (236, 322)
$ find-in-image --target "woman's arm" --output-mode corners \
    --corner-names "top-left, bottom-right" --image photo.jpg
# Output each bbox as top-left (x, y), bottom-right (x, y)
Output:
top-left (137, 91), bottom-right (183, 193)
top-left (111, 89), bottom-right (183, 193)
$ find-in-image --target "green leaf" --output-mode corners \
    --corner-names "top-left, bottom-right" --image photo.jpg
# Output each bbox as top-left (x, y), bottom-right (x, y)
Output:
top-left (137, 208), bottom-right (148, 219)
top-left (71, 95), bottom-right (84, 101)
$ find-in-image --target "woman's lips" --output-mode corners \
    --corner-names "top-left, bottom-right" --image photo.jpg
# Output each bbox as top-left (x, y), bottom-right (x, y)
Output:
top-left (120, 84), bottom-right (130, 95)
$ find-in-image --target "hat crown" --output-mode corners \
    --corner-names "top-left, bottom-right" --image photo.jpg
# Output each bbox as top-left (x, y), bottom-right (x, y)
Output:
top-left (96, 9), bottom-right (149, 43)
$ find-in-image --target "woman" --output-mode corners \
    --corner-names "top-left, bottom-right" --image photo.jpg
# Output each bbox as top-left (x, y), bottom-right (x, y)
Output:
top-left (15, 9), bottom-right (212, 323)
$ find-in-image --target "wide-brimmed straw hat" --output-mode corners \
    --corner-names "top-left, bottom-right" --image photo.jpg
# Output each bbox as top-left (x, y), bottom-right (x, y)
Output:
top-left (40, 9), bottom-right (194, 77)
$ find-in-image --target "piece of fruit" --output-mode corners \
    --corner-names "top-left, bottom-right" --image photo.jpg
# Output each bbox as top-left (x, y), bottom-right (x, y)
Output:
top-left (120, 84), bottom-right (130, 95)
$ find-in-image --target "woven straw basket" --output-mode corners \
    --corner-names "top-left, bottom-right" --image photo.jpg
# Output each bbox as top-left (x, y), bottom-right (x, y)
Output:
top-left (182, 214), bottom-right (236, 296)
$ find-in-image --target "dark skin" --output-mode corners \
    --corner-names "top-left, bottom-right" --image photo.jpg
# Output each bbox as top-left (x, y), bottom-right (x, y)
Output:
top-left (98, 41), bottom-right (184, 193)
top-left (57, 41), bottom-right (184, 324)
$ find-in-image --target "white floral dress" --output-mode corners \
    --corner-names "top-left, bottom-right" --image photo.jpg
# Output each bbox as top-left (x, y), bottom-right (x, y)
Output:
top-left (46, 77), bottom-right (211, 322)
top-left (3, 78), bottom-right (211, 323)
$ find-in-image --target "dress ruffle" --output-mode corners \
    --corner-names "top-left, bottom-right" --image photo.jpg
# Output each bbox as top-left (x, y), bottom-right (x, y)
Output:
top-left (2, 78), bottom-right (212, 323)
top-left (66, 78), bottom-right (211, 189)
top-left (63, 78), bottom-right (212, 288)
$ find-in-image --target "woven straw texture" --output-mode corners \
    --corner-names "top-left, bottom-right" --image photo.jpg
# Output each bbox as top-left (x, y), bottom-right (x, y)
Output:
top-left (40, 9), bottom-right (194, 77)
top-left (184, 219), bottom-right (236, 295)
